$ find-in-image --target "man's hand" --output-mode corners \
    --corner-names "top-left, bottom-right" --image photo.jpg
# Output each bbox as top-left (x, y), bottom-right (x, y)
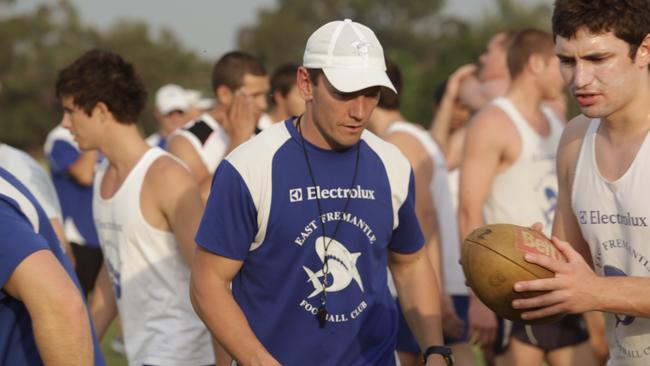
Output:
top-left (468, 295), bottom-right (497, 347)
top-left (222, 90), bottom-right (258, 144)
top-left (249, 352), bottom-right (282, 366)
top-left (512, 236), bottom-right (601, 320)
top-left (441, 294), bottom-right (464, 340)
top-left (445, 64), bottom-right (478, 100)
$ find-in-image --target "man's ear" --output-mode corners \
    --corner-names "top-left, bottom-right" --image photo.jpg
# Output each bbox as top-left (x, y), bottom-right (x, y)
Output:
top-left (635, 33), bottom-right (650, 69)
top-left (272, 90), bottom-right (285, 107)
top-left (92, 102), bottom-right (110, 122)
top-left (216, 85), bottom-right (234, 106)
top-left (296, 67), bottom-right (314, 102)
top-left (528, 53), bottom-right (546, 75)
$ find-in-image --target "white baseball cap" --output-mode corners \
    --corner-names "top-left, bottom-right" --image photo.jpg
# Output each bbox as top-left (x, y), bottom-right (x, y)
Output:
top-left (185, 88), bottom-right (215, 110)
top-left (303, 19), bottom-right (395, 94)
top-left (155, 84), bottom-right (190, 115)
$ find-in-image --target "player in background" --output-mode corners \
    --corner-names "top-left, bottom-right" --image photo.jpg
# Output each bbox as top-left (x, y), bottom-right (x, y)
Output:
top-left (459, 28), bottom-right (596, 365)
top-left (44, 125), bottom-right (102, 296)
top-left (167, 51), bottom-right (269, 200)
top-left (146, 84), bottom-right (194, 149)
top-left (457, 32), bottom-right (512, 113)
top-left (258, 63), bottom-right (306, 129)
top-left (368, 59), bottom-right (472, 366)
top-left (56, 49), bottom-right (214, 366)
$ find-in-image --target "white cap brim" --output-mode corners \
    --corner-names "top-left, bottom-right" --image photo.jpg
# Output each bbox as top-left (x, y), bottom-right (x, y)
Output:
top-left (322, 67), bottom-right (396, 94)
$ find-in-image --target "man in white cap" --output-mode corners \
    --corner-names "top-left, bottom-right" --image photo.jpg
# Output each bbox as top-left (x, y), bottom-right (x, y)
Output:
top-left (146, 83), bottom-right (193, 149)
top-left (190, 19), bottom-right (449, 366)
top-left (184, 88), bottom-right (215, 120)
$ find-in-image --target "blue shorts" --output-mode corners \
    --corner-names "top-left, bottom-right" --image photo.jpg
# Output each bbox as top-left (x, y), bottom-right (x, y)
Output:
top-left (395, 295), bottom-right (470, 353)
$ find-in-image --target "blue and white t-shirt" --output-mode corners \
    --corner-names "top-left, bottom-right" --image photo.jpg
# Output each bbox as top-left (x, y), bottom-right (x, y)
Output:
top-left (44, 126), bottom-right (99, 247)
top-left (196, 119), bottom-right (424, 366)
top-left (0, 168), bottom-right (105, 365)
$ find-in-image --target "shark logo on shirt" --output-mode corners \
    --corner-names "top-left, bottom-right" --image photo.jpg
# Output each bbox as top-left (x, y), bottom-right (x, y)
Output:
top-left (303, 236), bottom-right (364, 299)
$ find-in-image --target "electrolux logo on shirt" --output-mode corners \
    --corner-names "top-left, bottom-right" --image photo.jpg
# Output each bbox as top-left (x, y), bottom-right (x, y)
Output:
top-left (578, 210), bottom-right (648, 227)
top-left (289, 185), bottom-right (375, 203)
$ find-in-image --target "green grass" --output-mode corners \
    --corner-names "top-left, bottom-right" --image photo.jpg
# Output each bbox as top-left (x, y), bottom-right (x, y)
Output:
top-left (100, 320), bottom-right (127, 366)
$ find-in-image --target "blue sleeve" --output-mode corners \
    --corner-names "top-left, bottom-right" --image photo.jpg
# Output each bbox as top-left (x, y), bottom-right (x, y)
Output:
top-left (48, 140), bottom-right (80, 173)
top-left (195, 160), bottom-right (258, 260)
top-left (0, 200), bottom-right (50, 293)
top-left (388, 170), bottom-right (424, 254)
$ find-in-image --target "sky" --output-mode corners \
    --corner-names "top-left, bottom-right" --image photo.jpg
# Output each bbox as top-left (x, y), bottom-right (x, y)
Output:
top-left (6, 0), bottom-right (553, 60)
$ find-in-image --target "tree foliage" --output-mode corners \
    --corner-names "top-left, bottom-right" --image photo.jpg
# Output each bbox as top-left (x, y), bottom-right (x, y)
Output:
top-left (0, 0), bottom-right (555, 148)
top-left (238, 0), bottom-right (552, 125)
top-left (0, 0), bottom-right (211, 148)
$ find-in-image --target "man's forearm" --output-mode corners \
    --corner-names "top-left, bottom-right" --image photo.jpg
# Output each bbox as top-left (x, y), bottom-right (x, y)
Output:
top-left (190, 278), bottom-right (276, 365)
top-left (458, 207), bottom-right (484, 302)
top-left (430, 94), bottom-right (456, 152)
top-left (89, 265), bottom-right (118, 339)
top-left (68, 150), bottom-right (97, 186)
top-left (596, 276), bottom-right (650, 317)
top-left (391, 250), bottom-right (444, 349)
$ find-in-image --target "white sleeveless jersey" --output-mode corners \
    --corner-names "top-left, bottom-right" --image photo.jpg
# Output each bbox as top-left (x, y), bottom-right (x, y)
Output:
top-left (0, 144), bottom-right (62, 221)
top-left (386, 122), bottom-right (466, 295)
top-left (169, 112), bottom-right (229, 175)
top-left (93, 148), bottom-right (213, 366)
top-left (483, 97), bottom-right (564, 237)
top-left (447, 168), bottom-right (460, 214)
top-left (572, 119), bottom-right (650, 365)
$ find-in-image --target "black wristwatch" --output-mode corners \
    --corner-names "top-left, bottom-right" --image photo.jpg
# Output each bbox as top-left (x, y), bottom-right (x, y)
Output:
top-left (422, 345), bottom-right (454, 365)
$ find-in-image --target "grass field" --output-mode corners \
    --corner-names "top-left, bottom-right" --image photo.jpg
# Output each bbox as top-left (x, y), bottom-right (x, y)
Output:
top-left (100, 321), bottom-right (127, 366)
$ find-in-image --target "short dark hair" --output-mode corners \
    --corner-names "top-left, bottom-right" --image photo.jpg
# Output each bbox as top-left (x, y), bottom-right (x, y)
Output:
top-left (490, 30), bottom-right (515, 52)
top-left (433, 79), bottom-right (448, 107)
top-left (507, 28), bottom-right (555, 78)
top-left (270, 63), bottom-right (299, 106)
top-left (211, 51), bottom-right (267, 93)
top-left (553, 0), bottom-right (650, 60)
top-left (306, 68), bottom-right (323, 86)
top-left (55, 49), bottom-right (147, 124)
top-left (377, 58), bottom-right (401, 110)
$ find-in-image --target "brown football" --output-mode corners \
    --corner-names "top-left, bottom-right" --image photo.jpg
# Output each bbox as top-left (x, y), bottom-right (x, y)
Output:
top-left (460, 223), bottom-right (565, 325)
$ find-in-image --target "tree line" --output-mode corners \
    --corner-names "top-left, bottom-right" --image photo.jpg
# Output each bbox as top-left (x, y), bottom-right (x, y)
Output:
top-left (0, 0), bottom-right (551, 150)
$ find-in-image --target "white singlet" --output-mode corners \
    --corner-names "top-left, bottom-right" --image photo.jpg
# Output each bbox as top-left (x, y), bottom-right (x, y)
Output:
top-left (169, 112), bottom-right (229, 175)
top-left (483, 97), bottom-right (564, 237)
top-left (447, 168), bottom-right (460, 214)
top-left (386, 121), bottom-right (466, 295)
top-left (0, 144), bottom-right (62, 220)
top-left (93, 148), bottom-right (213, 366)
top-left (572, 119), bottom-right (650, 366)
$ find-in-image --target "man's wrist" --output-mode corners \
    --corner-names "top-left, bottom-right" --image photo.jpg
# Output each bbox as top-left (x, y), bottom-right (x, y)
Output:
top-left (423, 345), bottom-right (454, 365)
